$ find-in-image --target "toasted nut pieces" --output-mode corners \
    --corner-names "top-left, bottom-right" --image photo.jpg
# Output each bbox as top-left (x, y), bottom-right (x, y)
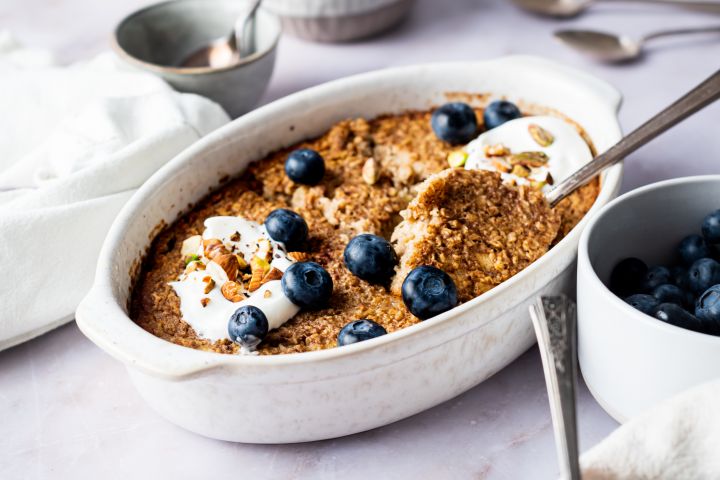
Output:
top-left (202, 277), bottom-right (216, 294)
top-left (528, 124), bottom-right (555, 147)
top-left (212, 253), bottom-right (240, 281)
top-left (362, 157), bottom-right (380, 185)
top-left (484, 143), bottom-right (510, 157)
top-left (221, 281), bottom-right (245, 302)
top-left (287, 251), bottom-right (310, 262)
top-left (248, 256), bottom-right (271, 292)
top-left (508, 151), bottom-right (549, 168)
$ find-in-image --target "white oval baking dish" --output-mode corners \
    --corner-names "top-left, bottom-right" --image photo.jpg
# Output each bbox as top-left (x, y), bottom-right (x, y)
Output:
top-left (76, 56), bottom-right (623, 443)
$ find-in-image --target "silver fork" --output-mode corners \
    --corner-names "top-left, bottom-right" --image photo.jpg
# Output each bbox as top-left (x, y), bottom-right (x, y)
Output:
top-left (529, 295), bottom-right (580, 480)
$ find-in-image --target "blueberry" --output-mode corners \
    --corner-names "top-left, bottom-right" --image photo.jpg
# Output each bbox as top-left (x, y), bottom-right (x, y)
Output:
top-left (677, 234), bottom-right (709, 265)
top-left (228, 305), bottom-right (269, 349)
top-left (702, 210), bottom-right (720, 244)
top-left (609, 257), bottom-right (647, 297)
top-left (343, 234), bottom-right (397, 284)
top-left (285, 148), bottom-right (325, 185)
top-left (624, 294), bottom-right (659, 315)
top-left (651, 284), bottom-right (687, 307)
top-left (694, 285), bottom-right (720, 335)
top-left (653, 303), bottom-right (704, 333)
top-left (640, 266), bottom-right (672, 293)
top-left (401, 265), bottom-right (458, 320)
top-left (281, 261), bottom-right (333, 309)
top-left (671, 266), bottom-right (691, 291)
top-left (264, 209), bottom-right (308, 250)
top-left (687, 258), bottom-right (720, 293)
top-left (337, 319), bottom-right (388, 346)
top-left (431, 102), bottom-right (478, 145)
top-left (483, 100), bottom-right (522, 130)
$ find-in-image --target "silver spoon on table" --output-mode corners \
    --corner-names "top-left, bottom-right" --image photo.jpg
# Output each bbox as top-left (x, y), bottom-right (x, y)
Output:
top-left (530, 296), bottom-right (580, 480)
top-left (180, 0), bottom-right (262, 68)
top-left (555, 26), bottom-right (720, 63)
top-left (511, 0), bottom-right (720, 18)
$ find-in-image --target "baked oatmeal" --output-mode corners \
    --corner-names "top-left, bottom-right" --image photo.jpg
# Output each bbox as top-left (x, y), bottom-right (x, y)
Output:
top-left (130, 100), bottom-right (600, 355)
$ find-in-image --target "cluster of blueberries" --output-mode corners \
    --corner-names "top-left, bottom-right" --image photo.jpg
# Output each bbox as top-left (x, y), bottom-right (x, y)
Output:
top-left (612, 210), bottom-right (720, 335)
top-left (431, 99), bottom-right (522, 145)
top-left (229, 99), bottom-right (524, 350)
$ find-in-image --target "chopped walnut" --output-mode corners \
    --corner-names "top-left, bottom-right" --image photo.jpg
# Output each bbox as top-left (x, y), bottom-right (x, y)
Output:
top-left (200, 298), bottom-right (210, 308)
top-left (221, 281), bottom-right (244, 302)
top-left (287, 251), bottom-right (310, 262)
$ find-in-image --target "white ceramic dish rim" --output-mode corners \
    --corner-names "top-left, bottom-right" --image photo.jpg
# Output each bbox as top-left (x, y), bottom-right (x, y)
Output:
top-left (579, 174), bottom-right (720, 346)
top-left (78, 56), bottom-right (623, 379)
top-left (112, 0), bottom-right (282, 75)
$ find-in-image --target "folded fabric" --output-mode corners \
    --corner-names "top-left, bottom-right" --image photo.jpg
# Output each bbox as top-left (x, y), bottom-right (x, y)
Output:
top-left (0, 34), bottom-right (230, 350)
top-left (581, 380), bottom-right (720, 479)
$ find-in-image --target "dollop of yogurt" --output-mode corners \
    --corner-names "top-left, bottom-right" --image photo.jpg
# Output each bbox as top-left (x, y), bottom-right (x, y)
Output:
top-left (464, 115), bottom-right (592, 191)
top-left (169, 216), bottom-right (300, 345)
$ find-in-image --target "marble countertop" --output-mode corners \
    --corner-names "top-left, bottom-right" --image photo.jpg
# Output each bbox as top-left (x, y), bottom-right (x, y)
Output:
top-left (1, 0), bottom-right (718, 478)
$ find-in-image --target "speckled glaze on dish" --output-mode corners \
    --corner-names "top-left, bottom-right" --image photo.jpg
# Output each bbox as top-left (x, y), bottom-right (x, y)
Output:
top-left (76, 56), bottom-right (623, 443)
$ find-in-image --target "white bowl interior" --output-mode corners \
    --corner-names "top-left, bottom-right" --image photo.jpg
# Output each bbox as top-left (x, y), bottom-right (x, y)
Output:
top-left (579, 175), bottom-right (720, 421)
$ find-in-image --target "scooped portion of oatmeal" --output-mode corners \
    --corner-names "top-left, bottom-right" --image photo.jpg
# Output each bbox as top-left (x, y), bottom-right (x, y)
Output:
top-left (131, 99), bottom-right (599, 355)
top-left (391, 168), bottom-right (561, 302)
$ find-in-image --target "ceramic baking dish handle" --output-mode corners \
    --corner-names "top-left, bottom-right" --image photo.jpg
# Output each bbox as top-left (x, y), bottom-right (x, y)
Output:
top-left (76, 286), bottom-right (227, 380)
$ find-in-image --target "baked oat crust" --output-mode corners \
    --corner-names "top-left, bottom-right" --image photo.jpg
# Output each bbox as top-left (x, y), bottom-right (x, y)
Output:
top-left (130, 107), bottom-right (599, 355)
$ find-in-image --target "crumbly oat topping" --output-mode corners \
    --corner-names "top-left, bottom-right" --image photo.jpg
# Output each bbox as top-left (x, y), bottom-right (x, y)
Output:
top-left (130, 106), bottom-right (599, 355)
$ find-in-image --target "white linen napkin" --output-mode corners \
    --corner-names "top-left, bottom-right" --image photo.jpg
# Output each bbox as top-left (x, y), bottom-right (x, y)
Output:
top-left (0, 34), bottom-right (230, 350)
top-left (582, 380), bottom-right (720, 479)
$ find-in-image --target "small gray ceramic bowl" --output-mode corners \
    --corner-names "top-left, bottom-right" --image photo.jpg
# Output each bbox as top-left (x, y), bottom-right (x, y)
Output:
top-left (113, 0), bottom-right (281, 118)
top-left (578, 175), bottom-right (720, 423)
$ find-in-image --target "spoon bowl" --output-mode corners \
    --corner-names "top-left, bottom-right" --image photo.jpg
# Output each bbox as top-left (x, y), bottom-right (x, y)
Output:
top-left (555, 30), bottom-right (641, 63)
top-left (511, 0), bottom-right (720, 17)
top-left (181, 0), bottom-right (262, 68)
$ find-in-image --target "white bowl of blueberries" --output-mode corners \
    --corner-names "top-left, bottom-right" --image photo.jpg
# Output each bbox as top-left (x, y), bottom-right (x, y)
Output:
top-left (577, 175), bottom-right (720, 422)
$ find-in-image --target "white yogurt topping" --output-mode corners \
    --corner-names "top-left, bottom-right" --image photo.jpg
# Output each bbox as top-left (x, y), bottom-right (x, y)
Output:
top-left (464, 115), bottom-right (592, 191)
top-left (169, 216), bottom-right (300, 344)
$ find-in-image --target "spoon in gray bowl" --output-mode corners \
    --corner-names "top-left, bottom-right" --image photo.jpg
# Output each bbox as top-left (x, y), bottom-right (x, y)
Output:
top-left (555, 26), bottom-right (720, 63)
top-left (511, 0), bottom-right (720, 18)
top-left (180, 0), bottom-right (262, 68)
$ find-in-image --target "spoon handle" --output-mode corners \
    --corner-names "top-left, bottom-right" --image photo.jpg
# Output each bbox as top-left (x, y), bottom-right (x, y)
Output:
top-left (547, 68), bottom-right (720, 207)
top-left (642, 25), bottom-right (720, 43)
top-left (530, 296), bottom-right (580, 480)
top-left (597, 0), bottom-right (720, 14)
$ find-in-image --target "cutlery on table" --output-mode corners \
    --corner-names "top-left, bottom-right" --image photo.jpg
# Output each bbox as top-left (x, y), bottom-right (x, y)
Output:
top-left (180, 0), bottom-right (262, 68)
top-left (511, 0), bottom-right (720, 18)
top-left (530, 296), bottom-right (580, 480)
top-left (547, 68), bottom-right (720, 206)
top-left (555, 26), bottom-right (720, 63)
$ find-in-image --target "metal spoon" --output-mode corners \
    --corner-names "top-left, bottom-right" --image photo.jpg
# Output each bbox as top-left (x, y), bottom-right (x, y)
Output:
top-left (555, 26), bottom-right (720, 63)
top-left (180, 0), bottom-right (262, 68)
top-left (547, 68), bottom-right (720, 206)
top-left (511, 0), bottom-right (720, 18)
top-left (530, 296), bottom-right (580, 480)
